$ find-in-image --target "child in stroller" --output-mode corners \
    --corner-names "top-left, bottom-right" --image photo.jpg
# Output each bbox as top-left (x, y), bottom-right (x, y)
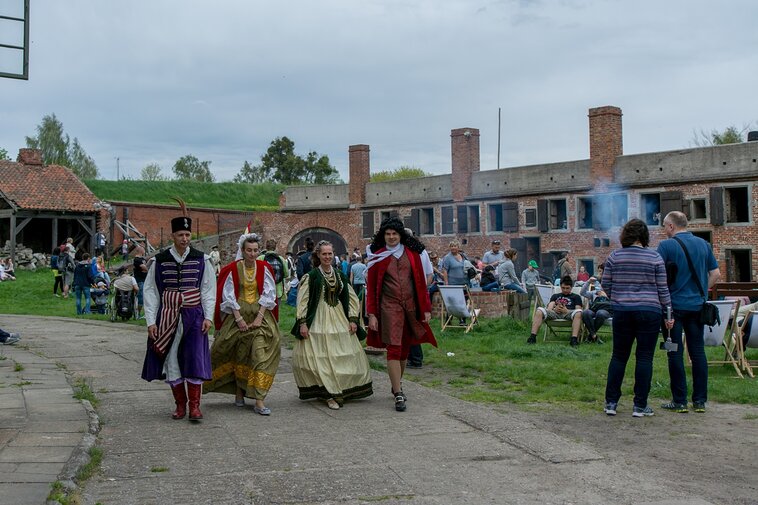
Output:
top-left (91, 274), bottom-right (110, 314)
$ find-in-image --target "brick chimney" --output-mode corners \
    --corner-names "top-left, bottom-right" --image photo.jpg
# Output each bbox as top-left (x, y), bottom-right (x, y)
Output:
top-left (588, 106), bottom-right (622, 184)
top-left (17, 148), bottom-right (43, 166)
top-left (451, 128), bottom-right (480, 202)
top-left (348, 144), bottom-right (370, 207)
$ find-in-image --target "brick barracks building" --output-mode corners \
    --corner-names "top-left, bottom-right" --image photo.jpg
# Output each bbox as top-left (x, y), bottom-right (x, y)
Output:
top-left (269, 105), bottom-right (757, 282)
top-left (4, 106), bottom-right (754, 283)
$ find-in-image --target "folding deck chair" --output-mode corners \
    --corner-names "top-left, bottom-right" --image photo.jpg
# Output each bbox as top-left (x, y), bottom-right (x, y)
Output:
top-left (534, 284), bottom-right (575, 342)
top-left (695, 299), bottom-right (744, 378)
top-left (737, 309), bottom-right (758, 378)
top-left (439, 285), bottom-right (480, 333)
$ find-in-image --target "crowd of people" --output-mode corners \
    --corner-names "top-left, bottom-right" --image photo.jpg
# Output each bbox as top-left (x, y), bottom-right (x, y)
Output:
top-left (46, 237), bottom-right (147, 319)
top-left (4, 206), bottom-right (729, 422)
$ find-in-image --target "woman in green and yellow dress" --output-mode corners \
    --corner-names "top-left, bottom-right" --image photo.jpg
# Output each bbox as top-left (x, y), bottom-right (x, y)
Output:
top-left (205, 234), bottom-right (281, 415)
top-left (291, 240), bottom-right (373, 410)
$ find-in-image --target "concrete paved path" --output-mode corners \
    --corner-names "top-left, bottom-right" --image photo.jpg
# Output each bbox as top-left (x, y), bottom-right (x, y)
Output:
top-left (0, 315), bottom-right (718, 505)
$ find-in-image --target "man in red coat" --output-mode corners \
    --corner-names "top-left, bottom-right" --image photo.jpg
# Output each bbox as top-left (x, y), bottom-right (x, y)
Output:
top-left (366, 217), bottom-right (437, 412)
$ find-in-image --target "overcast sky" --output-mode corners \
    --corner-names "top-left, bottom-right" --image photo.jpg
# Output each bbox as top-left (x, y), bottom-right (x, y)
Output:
top-left (1, 0), bottom-right (756, 182)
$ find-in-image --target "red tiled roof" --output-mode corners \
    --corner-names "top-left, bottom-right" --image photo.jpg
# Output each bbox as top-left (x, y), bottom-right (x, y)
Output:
top-left (0, 159), bottom-right (100, 213)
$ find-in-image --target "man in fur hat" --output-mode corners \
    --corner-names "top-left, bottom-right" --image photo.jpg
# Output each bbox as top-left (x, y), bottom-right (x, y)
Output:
top-left (141, 201), bottom-right (216, 421)
top-left (365, 217), bottom-right (437, 412)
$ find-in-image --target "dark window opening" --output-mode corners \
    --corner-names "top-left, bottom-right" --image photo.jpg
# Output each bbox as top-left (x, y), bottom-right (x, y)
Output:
top-left (725, 187), bottom-right (749, 223)
top-left (524, 236), bottom-right (541, 279)
top-left (549, 199), bottom-right (567, 230)
top-left (691, 230), bottom-right (712, 245)
top-left (489, 204), bottom-right (503, 232)
top-left (726, 249), bottom-right (751, 282)
top-left (458, 205), bottom-right (480, 233)
top-left (468, 205), bottom-right (480, 233)
top-left (611, 194), bottom-right (628, 227)
top-left (577, 197), bottom-right (593, 229)
top-left (524, 208), bottom-right (537, 228)
top-left (640, 193), bottom-right (661, 226)
top-left (362, 211), bottom-right (374, 239)
top-left (441, 206), bottom-right (454, 234)
top-left (419, 208), bottom-right (434, 235)
top-left (691, 198), bottom-right (707, 220)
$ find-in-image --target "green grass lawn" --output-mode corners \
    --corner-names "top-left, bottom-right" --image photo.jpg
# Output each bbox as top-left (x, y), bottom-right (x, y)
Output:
top-left (0, 269), bottom-right (143, 325)
top-left (3, 269), bottom-right (756, 411)
top-left (84, 179), bottom-right (284, 211)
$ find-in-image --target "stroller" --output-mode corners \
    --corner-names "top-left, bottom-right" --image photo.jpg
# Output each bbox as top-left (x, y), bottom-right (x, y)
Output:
top-left (91, 276), bottom-right (111, 315)
top-left (110, 288), bottom-right (137, 322)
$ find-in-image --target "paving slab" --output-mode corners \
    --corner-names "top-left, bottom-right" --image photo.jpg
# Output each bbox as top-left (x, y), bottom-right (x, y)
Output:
top-left (0, 482), bottom-right (52, 505)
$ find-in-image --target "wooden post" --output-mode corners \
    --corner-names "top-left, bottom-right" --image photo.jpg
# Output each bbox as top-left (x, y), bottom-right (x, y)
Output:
top-left (52, 217), bottom-right (58, 253)
top-left (9, 213), bottom-right (16, 265)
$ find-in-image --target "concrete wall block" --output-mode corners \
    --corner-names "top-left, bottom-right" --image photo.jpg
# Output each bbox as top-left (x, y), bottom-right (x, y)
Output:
top-left (282, 184), bottom-right (350, 210)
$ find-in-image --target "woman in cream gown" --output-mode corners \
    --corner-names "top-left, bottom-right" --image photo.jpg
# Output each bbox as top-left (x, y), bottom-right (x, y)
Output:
top-left (291, 241), bottom-right (373, 410)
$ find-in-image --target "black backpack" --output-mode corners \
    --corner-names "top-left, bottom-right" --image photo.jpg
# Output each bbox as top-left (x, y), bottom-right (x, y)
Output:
top-left (264, 252), bottom-right (284, 284)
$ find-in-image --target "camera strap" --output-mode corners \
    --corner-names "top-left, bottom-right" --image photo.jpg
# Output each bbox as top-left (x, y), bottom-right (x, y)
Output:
top-left (672, 236), bottom-right (706, 302)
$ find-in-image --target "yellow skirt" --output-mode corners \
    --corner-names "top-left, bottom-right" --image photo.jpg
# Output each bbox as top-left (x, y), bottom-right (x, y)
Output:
top-left (204, 300), bottom-right (281, 400)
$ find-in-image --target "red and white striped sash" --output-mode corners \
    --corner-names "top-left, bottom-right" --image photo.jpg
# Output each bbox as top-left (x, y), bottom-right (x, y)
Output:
top-left (152, 288), bottom-right (202, 358)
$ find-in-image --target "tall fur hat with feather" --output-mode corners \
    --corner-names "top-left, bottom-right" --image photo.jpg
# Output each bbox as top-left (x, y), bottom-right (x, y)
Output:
top-left (170, 197), bottom-right (192, 233)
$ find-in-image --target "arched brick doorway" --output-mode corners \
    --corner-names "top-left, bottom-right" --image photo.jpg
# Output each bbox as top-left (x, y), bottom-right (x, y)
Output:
top-left (288, 227), bottom-right (348, 258)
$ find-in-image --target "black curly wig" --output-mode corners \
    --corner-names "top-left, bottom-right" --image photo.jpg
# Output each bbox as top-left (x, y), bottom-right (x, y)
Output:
top-left (369, 216), bottom-right (426, 254)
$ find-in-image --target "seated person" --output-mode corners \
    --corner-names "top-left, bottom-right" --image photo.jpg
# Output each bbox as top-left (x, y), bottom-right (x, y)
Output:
top-left (576, 265), bottom-right (590, 283)
top-left (427, 251), bottom-right (444, 295)
top-left (4, 258), bottom-right (16, 278)
top-left (580, 277), bottom-right (611, 344)
top-left (480, 265), bottom-right (499, 292)
top-left (527, 276), bottom-right (583, 347)
top-left (0, 260), bottom-right (15, 281)
top-left (496, 248), bottom-right (527, 294)
top-left (111, 266), bottom-right (139, 295)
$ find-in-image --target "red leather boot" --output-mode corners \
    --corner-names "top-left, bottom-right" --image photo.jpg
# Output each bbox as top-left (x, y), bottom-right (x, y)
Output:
top-left (187, 382), bottom-right (203, 421)
top-left (170, 383), bottom-right (187, 420)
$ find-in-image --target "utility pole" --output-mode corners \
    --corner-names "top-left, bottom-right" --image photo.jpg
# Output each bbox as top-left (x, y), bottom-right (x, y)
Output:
top-left (115, 157), bottom-right (120, 180)
top-left (497, 107), bottom-right (501, 170)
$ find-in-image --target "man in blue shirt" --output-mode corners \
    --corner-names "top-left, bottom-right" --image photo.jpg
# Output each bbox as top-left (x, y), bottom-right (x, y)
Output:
top-left (482, 240), bottom-right (504, 268)
top-left (657, 211), bottom-right (720, 413)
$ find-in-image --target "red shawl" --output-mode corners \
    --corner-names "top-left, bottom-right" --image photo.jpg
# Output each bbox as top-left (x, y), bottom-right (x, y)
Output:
top-left (365, 247), bottom-right (437, 349)
top-left (214, 259), bottom-right (278, 331)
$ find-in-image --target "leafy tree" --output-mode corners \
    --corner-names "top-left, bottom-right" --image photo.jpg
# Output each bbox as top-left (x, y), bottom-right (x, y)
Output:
top-left (68, 138), bottom-right (99, 179)
top-left (141, 163), bottom-right (166, 181)
top-left (233, 160), bottom-right (267, 184)
top-left (25, 113), bottom-right (100, 179)
top-left (0, 148), bottom-right (9, 160)
top-left (234, 137), bottom-right (339, 185)
top-left (370, 166), bottom-right (431, 182)
top-left (172, 154), bottom-right (215, 182)
top-left (301, 151), bottom-right (341, 184)
top-left (691, 125), bottom-right (750, 147)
